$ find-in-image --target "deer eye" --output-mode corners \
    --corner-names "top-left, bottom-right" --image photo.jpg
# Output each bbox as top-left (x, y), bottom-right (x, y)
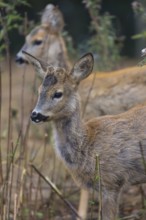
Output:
top-left (53, 92), bottom-right (63, 99)
top-left (33, 40), bottom-right (43, 46)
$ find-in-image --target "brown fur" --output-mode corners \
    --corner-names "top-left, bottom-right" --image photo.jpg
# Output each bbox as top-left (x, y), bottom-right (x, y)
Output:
top-left (80, 65), bottom-right (146, 118)
top-left (24, 51), bottom-right (146, 220)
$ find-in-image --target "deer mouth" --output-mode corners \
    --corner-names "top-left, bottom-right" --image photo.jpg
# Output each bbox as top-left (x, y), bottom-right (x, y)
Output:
top-left (15, 56), bottom-right (29, 65)
top-left (31, 112), bottom-right (49, 123)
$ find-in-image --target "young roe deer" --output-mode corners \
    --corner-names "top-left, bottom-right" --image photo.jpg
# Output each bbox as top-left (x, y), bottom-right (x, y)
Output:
top-left (16, 4), bottom-right (146, 120)
top-left (24, 50), bottom-right (146, 220)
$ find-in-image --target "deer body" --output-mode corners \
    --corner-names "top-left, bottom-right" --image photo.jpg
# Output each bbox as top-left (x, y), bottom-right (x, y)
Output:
top-left (53, 104), bottom-right (146, 220)
top-left (80, 66), bottom-right (146, 118)
top-left (24, 51), bottom-right (146, 220)
top-left (53, 102), bottom-right (146, 188)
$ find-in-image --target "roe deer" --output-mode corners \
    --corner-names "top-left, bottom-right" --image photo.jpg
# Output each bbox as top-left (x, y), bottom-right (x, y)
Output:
top-left (16, 5), bottom-right (146, 120)
top-left (24, 50), bottom-right (146, 220)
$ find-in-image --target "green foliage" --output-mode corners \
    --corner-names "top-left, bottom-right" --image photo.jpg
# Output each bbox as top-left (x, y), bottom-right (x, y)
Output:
top-left (132, 1), bottom-right (146, 41)
top-left (83, 0), bottom-right (121, 71)
top-left (22, 208), bottom-right (44, 219)
top-left (0, 0), bottom-right (30, 59)
top-left (132, 31), bottom-right (146, 40)
top-left (132, 1), bottom-right (146, 66)
top-left (89, 13), bottom-right (121, 70)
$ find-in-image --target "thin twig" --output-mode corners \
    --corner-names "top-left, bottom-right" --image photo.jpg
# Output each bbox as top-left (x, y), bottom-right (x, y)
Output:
top-left (82, 70), bottom-right (96, 118)
top-left (97, 154), bottom-right (102, 220)
top-left (6, 131), bottom-right (22, 220)
top-left (34, 133), bottom-right (48, 213)
top-left (0, 64), bottom-right (3, 184)
top-left (120, 213), bottom-right (140, 219)
top-left (139, 141), bottom-right (146, 174)
top-left (139, 141), bottom-right (146, 213)
top-left (31, 164), bottom-right (83, 220)
top-left (23, 74), bottom-right (37, 148)
top-left (0, 61), bottom-right (3, 220)
top-left (90, 154), bottom-right (102, 220)
top-left (0, 9), bottom-right (12, 220)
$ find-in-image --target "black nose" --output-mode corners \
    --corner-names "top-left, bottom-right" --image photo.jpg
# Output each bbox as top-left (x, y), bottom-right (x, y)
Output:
top-left (15, 56), bottom-right (28, 65)
top-left (31, 111), bottom-right (49, 123)
top-left (31, 111), bottom-right (40, 123)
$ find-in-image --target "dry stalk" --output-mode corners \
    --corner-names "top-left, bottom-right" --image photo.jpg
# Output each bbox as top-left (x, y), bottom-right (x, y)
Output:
top-left (0, 9), bottom-right (13, 220)
top-left (20, 66), bottom-right (26, 148)
top-left (82, 69), bottom-right (96, 118)
top-left (0, 63), bottom-right (3, 220)
top-left (14, 193), bottom-right (18, 220)
top-left (6, 132), bottom-right (21, 220)
top-left (23, 73), bottom-right (37, 148)
top-left (78, 64), bottom-right (97, 220)
top-left (31, 164), bottom-right (83, 220)
top-left (16, 168), bottom-right (27, 216)
top-left (97, 154), bottom-right (102, 220)
top-left (20, 12), bottom-right (28, 149)
top-left (16, 13), bottom-right (36, 192)
top-left (139, 141), bottom-right (146, 175)
top-left (0, 64), bottom-right (3, 184)
top-left (16, 14), bottom-right (28, 201)
top-left (90, 154), bottom-right (102, 220)
top-left (34, 133), bottom-right (48, 213)
top-left (120, 213), bottom-right (140, 219)
top-left (139, 141), bottom-right (146, 216)
top-left (78, 189), bottom-right (89, 220)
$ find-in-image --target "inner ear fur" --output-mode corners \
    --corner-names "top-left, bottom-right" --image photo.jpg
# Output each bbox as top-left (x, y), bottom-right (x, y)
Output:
top-left (22, 51), bottom-right (49, 78)
top-left (70, 53), bottom-right (94, 84)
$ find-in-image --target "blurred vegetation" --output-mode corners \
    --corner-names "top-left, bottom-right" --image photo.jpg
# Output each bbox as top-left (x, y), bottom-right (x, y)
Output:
top-left (131, 0), bottom-right (146, 66)
top-left (83, 0), bottom-right (121, 70)
top-left (0, 0), bottom-right (123, 71)
top-left (1, 0), bottom-right (143, 70)
top-left (132, 0), bottom-right (146, 41)
top-left (0, 0), bottom-right (29, 59)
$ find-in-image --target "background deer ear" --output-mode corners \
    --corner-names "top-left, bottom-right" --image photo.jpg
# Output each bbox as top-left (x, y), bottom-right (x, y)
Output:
top-left (70, 53), bottom-right (94, 84)
top-left (22, 51), bottom-right (48, 78)
top-left (41, 4), bottom-right (64, 33)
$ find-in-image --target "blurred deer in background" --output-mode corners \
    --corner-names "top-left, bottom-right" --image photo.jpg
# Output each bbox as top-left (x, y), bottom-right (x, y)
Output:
top-left (16, 4), bottom-right (146, 120)
top-left (16, 4), bottom-right (71, 70)
top-left (24, 51), bottom-right (146, 220)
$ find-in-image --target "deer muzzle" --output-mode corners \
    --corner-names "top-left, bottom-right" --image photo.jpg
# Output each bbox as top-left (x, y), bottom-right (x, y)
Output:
top-left (31, 111), bottom-right (49, 123)
top-left (15, 55), bottom-right (29, 65)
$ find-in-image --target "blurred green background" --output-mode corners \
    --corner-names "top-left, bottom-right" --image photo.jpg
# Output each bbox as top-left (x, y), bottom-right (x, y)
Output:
top-left (10, 0), bottom-right (142, 57)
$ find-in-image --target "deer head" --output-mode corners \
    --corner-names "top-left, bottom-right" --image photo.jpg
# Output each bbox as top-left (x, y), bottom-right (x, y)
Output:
top-left (22, 51), bottom-right (94, 123)
top-left (16, 4), bottom-right (65, 65)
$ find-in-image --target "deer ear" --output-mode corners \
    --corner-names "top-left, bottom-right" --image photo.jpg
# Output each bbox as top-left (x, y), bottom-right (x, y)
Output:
top-left (41, 4), bottom-right (64, 33)
top-left (70, 53), bottom-right (94, 84)
top-left (22, 51), bottom-right (48, 78)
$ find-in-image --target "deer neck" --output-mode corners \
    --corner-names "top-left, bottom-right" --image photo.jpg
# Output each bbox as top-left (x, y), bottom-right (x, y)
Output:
top-left (52, 96), bottom-right (86, 168)
top-left (45, 34), bottom-right (71, 70)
